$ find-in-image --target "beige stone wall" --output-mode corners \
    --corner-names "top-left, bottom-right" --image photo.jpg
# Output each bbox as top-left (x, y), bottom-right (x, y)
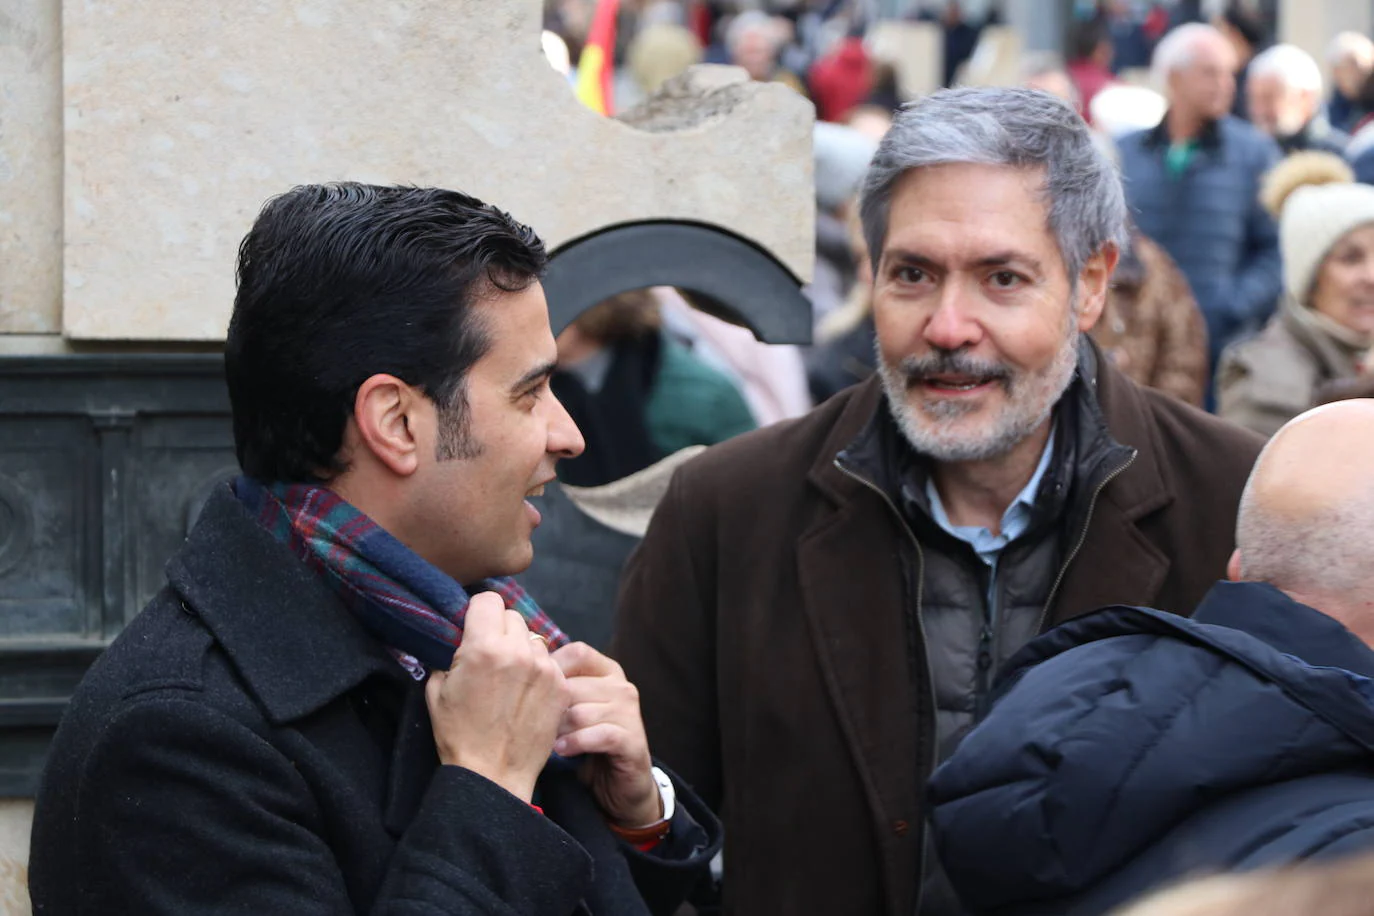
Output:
top-left (0, 1), bottom-right (815, 347)
top-left (1279, 0), bottom-right (1372, 85)
top-left (0, 0), bottom-right (63, 337)
top-left (54, 0), bottom-right (813, 341)
top-left (0, 800), bottom-right (31, 916)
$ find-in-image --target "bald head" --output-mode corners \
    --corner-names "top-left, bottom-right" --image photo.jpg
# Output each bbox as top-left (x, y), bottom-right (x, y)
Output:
top-left (1237, 400), bottom-right (1374, 630)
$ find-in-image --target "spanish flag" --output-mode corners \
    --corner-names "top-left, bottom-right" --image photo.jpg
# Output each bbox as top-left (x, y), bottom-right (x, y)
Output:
top-left (575, 0), bottom-right (619, 116)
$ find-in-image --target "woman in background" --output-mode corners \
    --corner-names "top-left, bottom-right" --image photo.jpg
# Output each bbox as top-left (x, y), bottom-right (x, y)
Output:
top-left (1218, 152), bottom-right (1374, 437)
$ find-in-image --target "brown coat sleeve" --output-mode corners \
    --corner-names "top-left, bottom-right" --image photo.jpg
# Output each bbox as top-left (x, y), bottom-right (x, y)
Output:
top-left (611, 466), bottom-right (723, 811)
top-left (1141, 238), bottom-right (1208, 407)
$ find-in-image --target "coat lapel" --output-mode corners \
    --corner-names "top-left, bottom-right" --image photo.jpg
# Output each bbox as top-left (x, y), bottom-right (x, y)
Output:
top-left (796, 502), bottom-right (924, 814)
top-left (796, 379), bottom-right (924, 914)
top-left (1051, 346), bottom-right (1174, 624)
top-left (382, 681), bottom-right (441, 836)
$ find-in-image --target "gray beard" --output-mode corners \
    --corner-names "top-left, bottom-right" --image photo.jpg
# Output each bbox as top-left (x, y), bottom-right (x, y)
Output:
top-left (877, 331), bottom-right (1080, 463)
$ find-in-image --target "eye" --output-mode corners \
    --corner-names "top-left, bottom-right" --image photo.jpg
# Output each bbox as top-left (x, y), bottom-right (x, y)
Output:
top-left (989, 270), bottom-right (1022, 289)
top-left (520, 380), bottom-right (548, 409)
top-left (894, 265), bottom-right (927, 285)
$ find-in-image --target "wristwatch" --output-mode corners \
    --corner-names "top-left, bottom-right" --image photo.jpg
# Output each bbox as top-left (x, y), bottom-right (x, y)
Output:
top-left (651, 765), bottom-right (676, 823)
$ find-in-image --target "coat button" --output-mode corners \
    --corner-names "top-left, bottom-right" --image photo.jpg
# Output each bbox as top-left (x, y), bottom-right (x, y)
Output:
top-left (893, 820), bottom-right (910, 837)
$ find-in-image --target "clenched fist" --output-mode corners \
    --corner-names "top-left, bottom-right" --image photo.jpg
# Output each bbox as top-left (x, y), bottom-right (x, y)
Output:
top-left (425, 592), bottom-right (570, 803)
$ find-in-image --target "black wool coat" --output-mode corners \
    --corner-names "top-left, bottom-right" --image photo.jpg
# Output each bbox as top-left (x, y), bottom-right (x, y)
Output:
top-left (29, 486), bottom-right (720, 915)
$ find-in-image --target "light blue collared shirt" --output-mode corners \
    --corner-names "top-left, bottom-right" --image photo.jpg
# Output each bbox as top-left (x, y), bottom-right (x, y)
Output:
top-left (926, 429), bottom-right (1057, 612)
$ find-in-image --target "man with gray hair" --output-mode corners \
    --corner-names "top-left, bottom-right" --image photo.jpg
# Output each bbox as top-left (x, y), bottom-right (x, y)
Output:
top-left (614, 87), bottom-right (1262, 915)
top-left (928, 399), bottom-right (1374, 915)
top-left (1117, 22), bottom-right (1282, 386)
top-left (1246, 43), bottom-right (1349, 155)
top-left (1327, 31), bottom-right (1373, 132)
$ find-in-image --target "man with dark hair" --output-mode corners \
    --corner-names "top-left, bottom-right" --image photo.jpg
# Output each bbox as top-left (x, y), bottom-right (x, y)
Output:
top-left (28, 184), bottom-right (720, 914)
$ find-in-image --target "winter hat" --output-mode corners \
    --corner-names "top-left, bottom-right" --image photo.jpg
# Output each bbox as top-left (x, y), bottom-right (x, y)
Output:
top-left (1262, 152), bottom-right (1374, 303)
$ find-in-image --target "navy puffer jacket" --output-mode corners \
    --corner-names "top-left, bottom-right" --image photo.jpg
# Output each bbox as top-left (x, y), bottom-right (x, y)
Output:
top-left (928, 581), bottom-right (1374, 916)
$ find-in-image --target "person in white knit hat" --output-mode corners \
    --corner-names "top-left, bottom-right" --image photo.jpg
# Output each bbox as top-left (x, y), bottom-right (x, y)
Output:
top-left (1217, 152), bottom-right (1374, 436)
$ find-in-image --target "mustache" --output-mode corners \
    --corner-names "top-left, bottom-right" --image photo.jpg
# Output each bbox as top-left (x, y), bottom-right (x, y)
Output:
top-left (895, 350), bottom-right (1013, 386)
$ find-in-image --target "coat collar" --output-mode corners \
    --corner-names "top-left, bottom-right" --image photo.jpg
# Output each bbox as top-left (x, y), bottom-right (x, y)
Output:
top-left (1144, 113), bottom-right (1223, 151)
top-left (166, 484), bottom-right (407, 726)
top-left (1000, 581), bottom-right (1374, 754)
top-left (1194, 580), bottom-right (1374, 680)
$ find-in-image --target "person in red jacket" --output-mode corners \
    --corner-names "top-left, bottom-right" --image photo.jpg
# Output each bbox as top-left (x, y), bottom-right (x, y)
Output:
top-left (809, 34), bottom-right (873, 123)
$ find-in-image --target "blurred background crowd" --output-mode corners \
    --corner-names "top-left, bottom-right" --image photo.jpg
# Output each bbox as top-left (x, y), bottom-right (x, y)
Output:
top-left (536, 0), bottom-right (1374, 453)
top-left (521, 0), bottom-right (1374, 646)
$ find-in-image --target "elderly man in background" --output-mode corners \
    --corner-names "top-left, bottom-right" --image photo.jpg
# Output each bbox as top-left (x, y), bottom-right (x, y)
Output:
top-left (613, 87), bottom-right (1262, 916)
top-left (1117, 22), bottom-right (1282, 385)
top-left (1247, 43), bottom-right (1349, 155)
top-left (1327, 31), bottom-right (1374, 132)
top-left (931, 400), bottom-right (1374, 916)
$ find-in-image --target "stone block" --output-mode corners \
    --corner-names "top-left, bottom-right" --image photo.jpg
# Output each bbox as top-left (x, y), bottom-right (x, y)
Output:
top-left (867, 21), bottom-right (942, 101)
top-left (958, 26), bottom-right (1024, 89)
top-left (0, 1), bottom-right (63, 334)
top-left (61, 0), bottom-right (814, 340)
top-left (0, 799), bottom-right (31, 916)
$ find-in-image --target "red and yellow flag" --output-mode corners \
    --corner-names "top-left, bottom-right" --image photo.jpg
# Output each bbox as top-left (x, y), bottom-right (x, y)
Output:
top-left (575, 0), bottom-right (620, 116)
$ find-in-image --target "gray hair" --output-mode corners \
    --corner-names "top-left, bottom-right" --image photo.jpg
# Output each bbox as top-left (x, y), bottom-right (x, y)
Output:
top-left (725, 10), bottom-right (781, 53)
top-left (1150, 22), bottom-right (1223, 87)
top-left (1328, 30), bottom-right (1374, 67)
top-left (858, 87), bottom-right (1128, 283)
top-left (1250, 43), bottom-right (1323, 94)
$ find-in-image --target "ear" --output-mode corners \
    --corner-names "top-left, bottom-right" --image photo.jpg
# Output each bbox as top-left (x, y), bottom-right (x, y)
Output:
top-left (351, 374), bottom-right (426, 478)
top-left (1226, 548), bottom-right (1243, 583)
top-left (1074, 242), bottom-right (1120, 333)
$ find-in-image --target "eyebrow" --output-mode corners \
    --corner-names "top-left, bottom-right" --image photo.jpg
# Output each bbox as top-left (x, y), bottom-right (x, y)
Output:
top-left (509, 360), bottom-right (557, 397)
top-left (886, 249), bottom-right (1044, 273)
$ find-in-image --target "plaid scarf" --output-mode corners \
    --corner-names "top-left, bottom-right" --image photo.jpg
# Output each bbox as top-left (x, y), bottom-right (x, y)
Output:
top-left (233, 476), bottom-right (568, 679)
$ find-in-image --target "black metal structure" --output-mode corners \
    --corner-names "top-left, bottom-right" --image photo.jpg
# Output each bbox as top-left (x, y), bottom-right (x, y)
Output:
top-left (0, 355), bottom-right (236, 794)
top-left (542, 221), bottom-right (814, 342)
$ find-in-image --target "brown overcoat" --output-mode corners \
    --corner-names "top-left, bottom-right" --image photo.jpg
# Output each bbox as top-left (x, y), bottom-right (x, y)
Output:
top-left (612, 355), bottom-right (1263, 916)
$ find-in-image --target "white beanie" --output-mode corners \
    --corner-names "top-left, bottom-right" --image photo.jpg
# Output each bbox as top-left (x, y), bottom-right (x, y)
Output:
top-left (1263, 152), bottom-right (1374, 303)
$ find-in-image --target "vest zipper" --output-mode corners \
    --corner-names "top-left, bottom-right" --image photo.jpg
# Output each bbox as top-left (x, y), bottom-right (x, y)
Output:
top-left (833, 458), bottom-right (935, 916)
top-left (1034, 449), bottom-right (1138, 636)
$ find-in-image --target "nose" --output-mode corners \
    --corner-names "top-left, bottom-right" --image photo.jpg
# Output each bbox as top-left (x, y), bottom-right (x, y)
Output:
top-left (922, 282), bottom-right (984, 352)
top-left (547, 391), bottom-right (585, 460)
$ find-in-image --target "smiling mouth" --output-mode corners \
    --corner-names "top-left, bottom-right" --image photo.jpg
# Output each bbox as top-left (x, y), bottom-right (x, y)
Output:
top-left (917, 374), bottom-right (1000, 393)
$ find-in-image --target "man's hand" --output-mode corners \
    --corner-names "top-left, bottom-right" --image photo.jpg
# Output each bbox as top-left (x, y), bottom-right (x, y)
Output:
top-left (425, 593), bottom-right (569, 803)
top-left (550, 642), bottom-right (661, 827)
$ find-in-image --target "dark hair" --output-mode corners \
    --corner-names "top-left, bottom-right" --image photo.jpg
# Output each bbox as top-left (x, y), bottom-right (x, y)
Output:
top-left (1357, 67), bottom-right (1374, 111)
top-left (573, 289), bottom-right (663, 344)
top-left (225, 183), bottom-right (547, 482)
top-left (1222, 3), bottom-right (1265, 50)
top-left (1068, 18), bottom-right (1109, 62)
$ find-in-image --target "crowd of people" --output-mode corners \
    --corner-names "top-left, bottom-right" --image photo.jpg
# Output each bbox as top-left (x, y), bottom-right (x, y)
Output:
top-left (25, 2), bottom-right (1374, 916)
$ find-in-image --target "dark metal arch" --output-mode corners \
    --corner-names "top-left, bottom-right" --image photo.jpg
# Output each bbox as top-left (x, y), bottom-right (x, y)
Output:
top-left (543, 220), bottom-right (814, 344)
